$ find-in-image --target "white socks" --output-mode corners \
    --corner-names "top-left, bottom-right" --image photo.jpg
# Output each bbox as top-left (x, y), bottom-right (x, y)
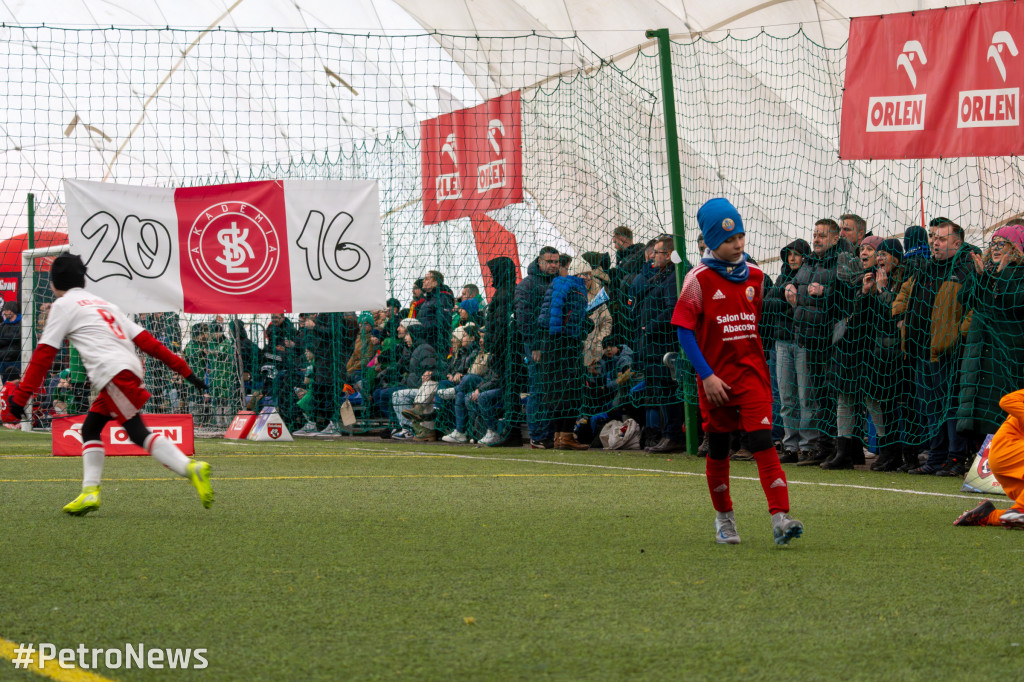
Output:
top-left (145, 434), bottom-right (191, 476)
top-left (82, 441), bottom-right (105, 488)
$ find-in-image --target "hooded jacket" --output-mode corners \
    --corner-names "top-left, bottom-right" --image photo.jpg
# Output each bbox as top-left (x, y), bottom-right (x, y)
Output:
top-left (403, 324), bottom-right (437, 389)
top-left (763, 239), bottom-right (810, 345)
top-left (0, 311), bottom-right (22, 364)
top-left (479, 256), bottom-right (524, 394)
top-left (792, 240), bottom-right (851, 348)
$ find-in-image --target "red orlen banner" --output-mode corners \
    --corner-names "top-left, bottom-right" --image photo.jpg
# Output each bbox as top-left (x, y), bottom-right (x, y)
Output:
top-left (52, 414), bottom-right (195, 456)
top-left (421, 91), bottom-right (523, 224)
top-left (840, 1), bottom-right (1024, 159)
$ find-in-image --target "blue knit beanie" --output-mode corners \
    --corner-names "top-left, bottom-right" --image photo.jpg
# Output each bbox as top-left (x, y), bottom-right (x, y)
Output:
top-left (697, 198), bottom-right (744, 251)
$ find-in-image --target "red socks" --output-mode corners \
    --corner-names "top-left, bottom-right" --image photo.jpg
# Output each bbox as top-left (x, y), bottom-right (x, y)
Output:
top-left (753, 449), bottom-right (789, 515)
top-left (705, 457), bottom-right (732, 512)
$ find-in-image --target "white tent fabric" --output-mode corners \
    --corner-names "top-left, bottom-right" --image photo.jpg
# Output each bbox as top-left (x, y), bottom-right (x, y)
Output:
top-left (0, 0), bottom-right (1016, 276)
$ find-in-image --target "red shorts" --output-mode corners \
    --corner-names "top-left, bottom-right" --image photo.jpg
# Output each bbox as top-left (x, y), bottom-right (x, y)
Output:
top-left (90, 370), bottom-right (151, 423)
top-left (699, 389), bottom-right (773, 434)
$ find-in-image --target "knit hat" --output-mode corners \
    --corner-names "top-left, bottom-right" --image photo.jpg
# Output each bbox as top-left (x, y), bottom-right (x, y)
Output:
top-left (50, 254), bottom-right (87, 291)
top-left (860, 235), bottom-right (884, 251)
top-left (357, 312), bottom-right (373, 325)
top-left (697, 198), bottom-right (744, 251)
top-left (386, 297), bottom-right (401, 309)
top-left (994, 223), bottom-right (1024, 253)
top-left (569, 258), bottom-right (592, 277)
top-left (904, 225), bottom-right (928, 251)
top-left (877, 238), bottom-right (904, 261)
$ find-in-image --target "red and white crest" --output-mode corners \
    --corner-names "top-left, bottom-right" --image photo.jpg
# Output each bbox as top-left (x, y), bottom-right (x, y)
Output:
top-left (268, 423), bottom-right (282, 439)
top-left (176, 181), bottom-right (292, 313)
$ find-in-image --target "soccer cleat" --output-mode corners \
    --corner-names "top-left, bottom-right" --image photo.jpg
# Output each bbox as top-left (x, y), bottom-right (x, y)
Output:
top-left (187, 460), bottom-right (214, 509)
top-left (441, 430), bottom-right (468, 444)
top-left (715, 512), bottom-right (740, 544)
top-left (772, 512), bottom-right (803, 545)
top-left (953, 500), bottom-right (996, 527)
top-left (1000, 508), bottom-right (1024, 529)
top-left (63, 485), bottom-right (101, 516)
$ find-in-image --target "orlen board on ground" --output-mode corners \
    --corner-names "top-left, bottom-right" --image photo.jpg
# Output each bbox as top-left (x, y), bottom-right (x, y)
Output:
top-left (52, 414), bottom-right (195, 456)
top-left (840, 1), bottom-right (1023, 159)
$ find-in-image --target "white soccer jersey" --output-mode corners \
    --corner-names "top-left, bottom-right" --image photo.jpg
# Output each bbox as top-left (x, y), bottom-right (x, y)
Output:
top-left (38, 288), bottom-right (146, 390)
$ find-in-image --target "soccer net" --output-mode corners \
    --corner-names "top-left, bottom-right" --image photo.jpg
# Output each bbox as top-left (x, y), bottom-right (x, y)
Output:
top-left (3, 26), bottom-right (1023, 451)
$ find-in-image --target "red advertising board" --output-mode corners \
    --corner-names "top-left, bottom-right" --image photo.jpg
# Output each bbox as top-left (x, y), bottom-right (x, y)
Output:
top-left (224, 411), bottom-right (257, 439)
top-left (840, 1), bottom-right (1024, 159)
top-left (421, 91), bottom-right (523, 224)
top-left (52, 414), bottom-right (195, 456)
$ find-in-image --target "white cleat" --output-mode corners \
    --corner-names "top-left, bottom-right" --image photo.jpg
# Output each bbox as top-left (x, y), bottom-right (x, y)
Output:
top-left (715, 511), bottom-right (740, 544)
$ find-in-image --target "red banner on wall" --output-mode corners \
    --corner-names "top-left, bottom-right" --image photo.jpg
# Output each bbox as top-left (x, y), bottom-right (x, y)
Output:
top-left (421, 92), bottom-right (523, 224)
top-left (840, 1), bottom-right (1024, 159)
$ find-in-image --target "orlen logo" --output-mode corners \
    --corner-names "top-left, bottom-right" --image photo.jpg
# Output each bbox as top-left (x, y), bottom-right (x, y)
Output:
top-left (476, 120), bottom-right (507, 194)
top-left (435, 133), bottom-right (462, 202)
top-left (959, 31), bottom-right (1019, 129)
top-left (62, 423), bottom-right (183, 445)
top-left (866, 40), bottom-right (927, 132)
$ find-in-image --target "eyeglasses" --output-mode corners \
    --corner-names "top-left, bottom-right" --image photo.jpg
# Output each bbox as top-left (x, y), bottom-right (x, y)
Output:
top-left (653, 249), bottom-right (673, 255)
top-left (991, 239), bottom-right (1012, 250)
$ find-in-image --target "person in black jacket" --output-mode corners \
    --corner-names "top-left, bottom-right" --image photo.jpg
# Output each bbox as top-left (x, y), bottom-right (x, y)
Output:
top-left (633, 235), bottom-right (684, 453)
top-left (515, 247), bottom-right (560, 447)
top-left (764, 238), bottom-right (811, 463)
top-left (0, 301), bottom-right (22, 383)
top-left (469, 256), bottom-right (522, 446)
top-left (784, 219), bottom-right (852, 466)
top-left (417, 270), bottom-right (454, 354)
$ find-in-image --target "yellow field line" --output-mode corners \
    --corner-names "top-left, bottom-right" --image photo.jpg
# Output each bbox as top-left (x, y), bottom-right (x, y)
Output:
top-left (0, 638), bottom-right (116, 682)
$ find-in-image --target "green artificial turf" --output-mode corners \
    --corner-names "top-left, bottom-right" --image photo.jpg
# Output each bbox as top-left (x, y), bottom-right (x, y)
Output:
top-left (1, 431), bottom-right (1021, 680)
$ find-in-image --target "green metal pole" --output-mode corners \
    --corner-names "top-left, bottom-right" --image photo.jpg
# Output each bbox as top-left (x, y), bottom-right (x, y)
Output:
top-left (27, 192), bottom-right (34, 249)
top-left (646, 28), bottom-right (700, 455)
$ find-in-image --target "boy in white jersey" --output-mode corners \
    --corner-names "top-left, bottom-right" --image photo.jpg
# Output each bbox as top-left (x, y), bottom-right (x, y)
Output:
top-left (2, 254), bottom-right (213, 515)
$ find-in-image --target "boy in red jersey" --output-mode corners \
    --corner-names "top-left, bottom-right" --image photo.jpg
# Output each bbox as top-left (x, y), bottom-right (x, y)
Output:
top-left (671, 198), bottom-right (803, 545)
top-left (954, 388), bottom-right (1024, 528)
top-left (1, 254), bottom-right (213, 515)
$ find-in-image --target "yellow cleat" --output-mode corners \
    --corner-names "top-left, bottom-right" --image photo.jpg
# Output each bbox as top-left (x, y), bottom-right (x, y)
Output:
top-left (187, 460), bottom-right (214, 509)
top-left (63, 485), bottom-right (101, 516)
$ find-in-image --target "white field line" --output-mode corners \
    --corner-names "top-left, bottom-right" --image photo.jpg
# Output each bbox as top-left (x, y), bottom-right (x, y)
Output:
top-left (332, 445), bottom-right (989, 502)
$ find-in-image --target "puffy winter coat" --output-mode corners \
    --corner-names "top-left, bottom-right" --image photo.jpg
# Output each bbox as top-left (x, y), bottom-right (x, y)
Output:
top-left (514, 257), bottom-right (557, 351)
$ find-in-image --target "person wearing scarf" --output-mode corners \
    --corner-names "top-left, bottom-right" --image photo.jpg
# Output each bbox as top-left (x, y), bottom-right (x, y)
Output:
top-left (671, 197), bottom-right (803, 546)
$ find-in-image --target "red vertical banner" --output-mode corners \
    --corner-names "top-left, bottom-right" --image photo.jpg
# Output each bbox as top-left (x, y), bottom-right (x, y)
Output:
top-left (469, 214), bottom-right (522, 300)
top-left (841, 1), bottom-right (1024, 159)
top-left (175, 181), bottom-right (292, 313)
top-left (421, 91), bottom-right (523, 225)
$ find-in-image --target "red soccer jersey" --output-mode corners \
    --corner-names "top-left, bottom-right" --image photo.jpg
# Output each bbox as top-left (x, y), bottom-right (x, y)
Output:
top-left (671, 262), bottom-right (770, 398)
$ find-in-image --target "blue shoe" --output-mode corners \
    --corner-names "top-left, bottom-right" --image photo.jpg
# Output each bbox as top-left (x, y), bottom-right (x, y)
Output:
top-left (772, 512), bottom-right (803, 545)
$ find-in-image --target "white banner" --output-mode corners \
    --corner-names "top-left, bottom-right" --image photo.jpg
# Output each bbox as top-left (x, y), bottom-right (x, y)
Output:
top-left (65, 179), bottom-right (384, 314)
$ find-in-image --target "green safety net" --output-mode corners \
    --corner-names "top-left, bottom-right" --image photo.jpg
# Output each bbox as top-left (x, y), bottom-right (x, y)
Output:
top-left (6, 27), bottom-right (1024, 453)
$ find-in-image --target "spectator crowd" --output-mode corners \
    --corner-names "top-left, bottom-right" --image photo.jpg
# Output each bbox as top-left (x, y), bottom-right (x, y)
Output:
top-left (19, 215), bottom-right (1024, 478)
